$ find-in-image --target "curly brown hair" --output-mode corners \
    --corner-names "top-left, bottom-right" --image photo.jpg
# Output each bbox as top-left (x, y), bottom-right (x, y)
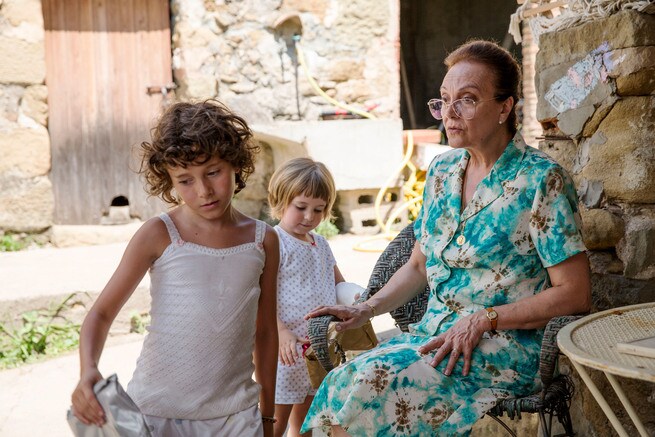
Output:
top-left (140, 99), bottom-right (260, 205)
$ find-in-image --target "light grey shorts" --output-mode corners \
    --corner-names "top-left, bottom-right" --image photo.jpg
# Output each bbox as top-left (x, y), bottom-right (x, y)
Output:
top-left (144, 404), bottom-right (263, 437)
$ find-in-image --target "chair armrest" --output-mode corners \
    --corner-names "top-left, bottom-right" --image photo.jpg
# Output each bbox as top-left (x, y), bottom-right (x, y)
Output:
top-left (307, 314), bottom-right (340, 371)
top-left (539, 315), bottom-right (583, 389)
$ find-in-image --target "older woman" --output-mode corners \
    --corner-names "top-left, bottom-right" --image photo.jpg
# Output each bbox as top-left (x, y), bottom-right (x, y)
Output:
top-left (301, 40), bottom-right (591, 436)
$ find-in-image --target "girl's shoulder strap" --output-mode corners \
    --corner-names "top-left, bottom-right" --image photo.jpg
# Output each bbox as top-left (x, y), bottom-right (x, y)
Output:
top-left (158, 213), bottom-right (182, 243)
top-left (254, 219), bottom-right (266, 245)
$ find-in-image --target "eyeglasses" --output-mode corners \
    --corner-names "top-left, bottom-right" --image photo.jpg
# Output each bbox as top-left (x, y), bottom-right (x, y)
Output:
top-left (427, 97), bottom-right (497, 120)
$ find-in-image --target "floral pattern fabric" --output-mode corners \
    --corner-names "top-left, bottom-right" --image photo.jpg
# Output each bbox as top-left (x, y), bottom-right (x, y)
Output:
top-left (301, 134), bottom-right (586, 436)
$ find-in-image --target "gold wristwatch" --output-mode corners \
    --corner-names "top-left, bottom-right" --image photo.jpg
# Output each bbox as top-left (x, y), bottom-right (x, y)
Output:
top-left (485, 307), bottom-right (498, 332)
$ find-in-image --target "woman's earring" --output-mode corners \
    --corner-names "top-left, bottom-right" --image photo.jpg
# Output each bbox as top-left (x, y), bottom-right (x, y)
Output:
top-left (499, 119), bottom-right (503, 124)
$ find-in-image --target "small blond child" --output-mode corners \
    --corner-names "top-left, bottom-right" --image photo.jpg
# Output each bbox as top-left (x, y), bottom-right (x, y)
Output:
top-left (267, 157), bottom-right (345, 437)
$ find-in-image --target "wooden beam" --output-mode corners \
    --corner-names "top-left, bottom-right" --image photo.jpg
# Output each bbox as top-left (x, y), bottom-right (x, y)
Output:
top-left (522, 1), bottom-right (568, 18)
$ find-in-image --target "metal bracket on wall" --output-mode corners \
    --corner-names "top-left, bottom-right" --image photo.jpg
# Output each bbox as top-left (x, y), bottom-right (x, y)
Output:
top-left (145, 83), bottom-right (178, 96)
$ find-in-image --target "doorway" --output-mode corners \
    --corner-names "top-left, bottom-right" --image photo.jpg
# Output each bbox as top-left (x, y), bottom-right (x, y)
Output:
top-left (400, 0), bottom-right (522, 132)
top-left (43, 0), bottom-right (173, 224)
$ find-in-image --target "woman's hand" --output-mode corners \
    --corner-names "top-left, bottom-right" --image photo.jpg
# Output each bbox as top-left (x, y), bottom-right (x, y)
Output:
top-left (278, 328), bottom-right (307, 366)
top-left (305, 303), bottom-right (373, 332)
top-left (71, 368), bottom-right (105, 426)
top-left (418, 311), bottom-right (488, 376)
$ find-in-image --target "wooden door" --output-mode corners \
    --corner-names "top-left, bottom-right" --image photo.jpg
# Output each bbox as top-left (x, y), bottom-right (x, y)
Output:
top-left (43, 0), bottom-right (172, 224)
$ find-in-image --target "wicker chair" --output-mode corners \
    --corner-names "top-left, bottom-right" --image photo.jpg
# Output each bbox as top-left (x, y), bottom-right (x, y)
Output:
top-left (308, 223), bottom-right (578, 437)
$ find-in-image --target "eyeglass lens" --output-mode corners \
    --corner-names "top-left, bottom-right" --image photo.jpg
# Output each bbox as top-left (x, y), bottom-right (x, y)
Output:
top-left (428, 99), bottom-right (476, 120)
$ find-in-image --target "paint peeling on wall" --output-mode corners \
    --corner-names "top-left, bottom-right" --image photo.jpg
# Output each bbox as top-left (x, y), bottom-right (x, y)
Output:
top-left (545, 42), bottom-right (615, 113)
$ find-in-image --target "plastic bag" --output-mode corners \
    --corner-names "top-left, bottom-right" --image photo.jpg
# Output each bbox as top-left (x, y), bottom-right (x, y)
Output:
top-left (67, 374), bottom-right (151, 437)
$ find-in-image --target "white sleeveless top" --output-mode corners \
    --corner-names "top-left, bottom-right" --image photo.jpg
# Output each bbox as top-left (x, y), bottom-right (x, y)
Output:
top-left (127, 214), bottom-right (267, 420)
top-left (275, 226), bottom-right (336, 337)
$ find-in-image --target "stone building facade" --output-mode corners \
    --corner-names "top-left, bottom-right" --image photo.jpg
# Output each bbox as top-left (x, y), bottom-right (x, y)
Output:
top-left (535, 10), bottom-right (655, 436)
top-left (171, 0), bottom-right (399, 122)
top-left (0, 0), bottom-right (52, 232)
top-left (170, 0), bottom-right (402, 225)
top-left (0, 0), bottom-right (400, 232)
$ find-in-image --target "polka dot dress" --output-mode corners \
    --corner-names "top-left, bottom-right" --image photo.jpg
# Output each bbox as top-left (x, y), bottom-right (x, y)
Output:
top-left (275, 226), bottom-right (337, 404)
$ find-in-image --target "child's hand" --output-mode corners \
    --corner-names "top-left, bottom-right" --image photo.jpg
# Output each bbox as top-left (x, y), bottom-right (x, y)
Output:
top-left (278, 328), bottom-right (307, 366)
top-left (71, 368), bottom-right (106, 427)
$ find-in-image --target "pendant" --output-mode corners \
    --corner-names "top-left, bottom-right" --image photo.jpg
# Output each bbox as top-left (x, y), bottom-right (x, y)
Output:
top-left (456, 235), bottom-right (466, 245)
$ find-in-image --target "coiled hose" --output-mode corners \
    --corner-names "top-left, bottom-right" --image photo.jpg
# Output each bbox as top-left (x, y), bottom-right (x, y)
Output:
top-left (294, 37), bottom-right (425, 251)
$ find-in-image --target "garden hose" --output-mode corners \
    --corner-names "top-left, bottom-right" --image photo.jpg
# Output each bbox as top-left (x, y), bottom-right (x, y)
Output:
top-left (294, 37), bottom-right (376, 120)
top-left (353, 132), bottom-right (425, 253)
top-left (293, 37), bottom-right (425, 252)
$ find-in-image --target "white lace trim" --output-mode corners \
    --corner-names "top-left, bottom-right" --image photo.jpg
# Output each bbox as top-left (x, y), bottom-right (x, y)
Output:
top-left (158, 213), bottom-right (265, 256)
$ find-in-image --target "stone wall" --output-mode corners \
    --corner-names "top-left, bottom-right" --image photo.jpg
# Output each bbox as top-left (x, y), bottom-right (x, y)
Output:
top-left (171, 0), bottom-right (400, 123)
top-left (0, 0), bottom-right (53, 232)
top-left (0, 0), bottom-right (400, 231)
top-left (170, 0), bottom-right (401, 222)
top-left (535, 10), bottom-right (655, 436)
top-left (520, 22), bottom-right (541, 148)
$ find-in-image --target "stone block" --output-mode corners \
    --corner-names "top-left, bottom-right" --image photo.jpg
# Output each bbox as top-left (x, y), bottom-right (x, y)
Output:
top-left (337, 188), bottom-right (407, 234)
top-left (591, 273), bottom-right (655, 311)
top-left (0, 175), bottom-right (53, 232)
top-left (616, 212), bottom-right (655, 280)
top-left (599, 45), bottom-right (655, 96)
top-left (281, 0), bottom-right (329, 19)
top-left (19, 84), bottom-right (48, 126)
top-left (580, 208), bottom-right (624, 250)
top-left (537, 10), bottom-right (655, 69)
top-left (0, 36), bottom-right (45, 85)
top-left (557, 105), bottom-right (596, 138)
top-left (538, 139), bottom-right (577, 176)
top-left (249, 149), bottom-right (275, 200)
top-left (576, 178), bottom-right (604, 209)
top-left (588, 251), bottom-right (624, 275)
top-left (176, 73), bottom-right (217, 100)
top-left (471, 414), bottom-right (537, 436)
top-left (0, 127), bottom-right (50, 176)
top-left (616, 68), bottom-right (655, 96)
top-left (341, 203), bottom-right (404, 235)
top-left (0, 84), bottom-right (24, 123)
top-left (536, 54), bottom-right (614, 124)
top-left (581, 96), bottom-right (617, 137)
top-left (573, 130), bottom-right (606, 175)
top-left (225, 93), bottom-right (275, 125)
top-left (322, 58), bottom-right (364, 82)
top-left (233, 140), bottom-right (273, 214)
top-left (580, 96), bottom-right (655, 203)
top-left (334, 79), bottom-right (371, 103)
top-left (2, 0), bottom-right (43, 27)
top-left (337, 187), bottom-right (402, 212)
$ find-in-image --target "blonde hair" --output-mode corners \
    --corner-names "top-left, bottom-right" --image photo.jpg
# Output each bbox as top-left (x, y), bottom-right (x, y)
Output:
top-left (268, 157), bottom-right (337, 221)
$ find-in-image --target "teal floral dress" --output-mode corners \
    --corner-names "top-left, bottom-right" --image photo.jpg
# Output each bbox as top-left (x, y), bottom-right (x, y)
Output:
top-left (301, 134), bottom-right (586, 436)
